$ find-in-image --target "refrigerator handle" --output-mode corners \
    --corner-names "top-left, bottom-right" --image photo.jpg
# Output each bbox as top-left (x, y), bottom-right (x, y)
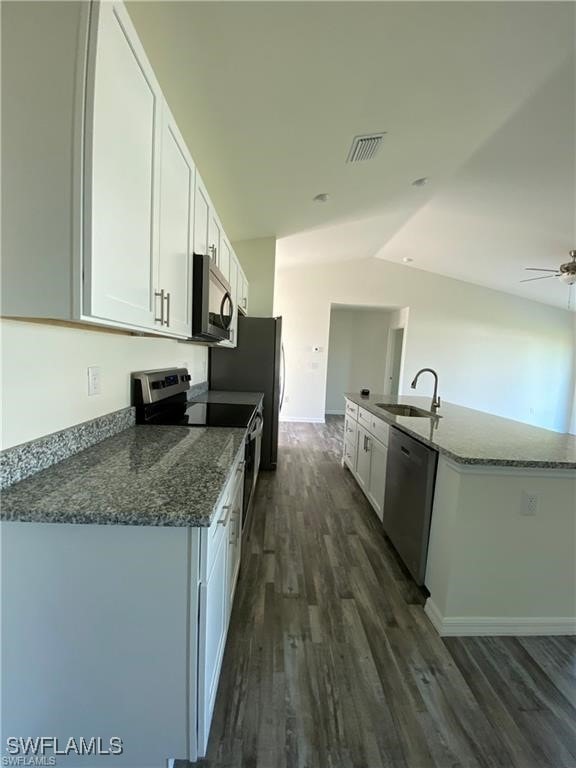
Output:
top-left (279, 343), bottom-right (286, 412)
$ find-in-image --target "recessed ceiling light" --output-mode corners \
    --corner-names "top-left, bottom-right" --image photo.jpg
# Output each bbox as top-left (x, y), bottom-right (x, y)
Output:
top-left (411, 177), bottom-right (429, 187)
top-left (402, 257), bottom-right (414, 263)
top-left (313, 193), bottom-right (330, 203)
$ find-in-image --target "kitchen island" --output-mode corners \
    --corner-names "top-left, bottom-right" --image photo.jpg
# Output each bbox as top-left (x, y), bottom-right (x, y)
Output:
top-left (344, 393), bottom-right (576, 636)
top-left (0, 404), bottom-right (258, 766)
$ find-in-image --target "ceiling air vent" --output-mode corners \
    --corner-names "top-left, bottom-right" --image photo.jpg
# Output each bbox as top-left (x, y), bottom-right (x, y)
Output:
top-left (346, 132), bottom-right (386, 163)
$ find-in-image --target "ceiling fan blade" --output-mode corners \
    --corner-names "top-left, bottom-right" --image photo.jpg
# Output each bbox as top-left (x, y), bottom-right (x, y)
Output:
top-left (520, 275), bottom-right (558, 283)
top-left (524, 268), bottom-right (560, 272)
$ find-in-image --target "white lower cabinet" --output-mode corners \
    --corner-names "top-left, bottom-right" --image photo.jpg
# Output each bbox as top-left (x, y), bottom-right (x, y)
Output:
top-left (367, 433), bottom-right (387, 521)
top-left (343, 437), bottom-right (357, 470)
top-left (198, 526), bottom-right (228, 752)
top-left (344, 398), bottom-right (389, 522)
top-left (197, 452), bottom-right (244, 757)
top-left (355, 425), bottom-right (372, 493)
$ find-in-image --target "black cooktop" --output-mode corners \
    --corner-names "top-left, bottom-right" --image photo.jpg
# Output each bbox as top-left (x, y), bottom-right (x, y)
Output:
top-left (145, 401), bottom-right (256, 428)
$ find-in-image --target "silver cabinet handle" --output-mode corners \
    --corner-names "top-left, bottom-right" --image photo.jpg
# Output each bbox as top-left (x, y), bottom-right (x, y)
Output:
top-left (218, 505), bottom-right (231, 525)
top-left (154, 289), bottom-right (165, 324)
top-left (236, 461), bottom-right (245, 473)
top-left (164, 292), bottom-right (170, 327)
top-left (242, 297), bottom-right (247, 309)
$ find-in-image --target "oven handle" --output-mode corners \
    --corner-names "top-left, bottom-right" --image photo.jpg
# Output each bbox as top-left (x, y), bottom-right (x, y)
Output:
top-left (219, 291), bottom-right (234, 330)
top-left (247, 412), bottom-right (263, 441)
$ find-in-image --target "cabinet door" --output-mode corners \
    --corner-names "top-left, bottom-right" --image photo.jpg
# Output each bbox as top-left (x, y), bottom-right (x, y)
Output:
top-left (238, 269), bottom-right (248, 315)
top-left (208, 211), bottom-right (221, 268)
top-left (367, 436), bottom-right (387, 521)
top-left (198, 533), bottom-right (228, 755)
top-left (355, 425), bottom-right (371, 491)
top-left (157, 106), bottom-right (193, 337)
top-left (226, 480), bottom-right (243, 620)
top-left (193, 174), bottom-right (210, 257)
top-left (85, 1), bottom-right (160, 329)
top-left (219, 236), bottom-right (231, 283)
top-left (343, 437), bottom-right (357, 472)
top-left (243, 279), bottom-right (249, 315)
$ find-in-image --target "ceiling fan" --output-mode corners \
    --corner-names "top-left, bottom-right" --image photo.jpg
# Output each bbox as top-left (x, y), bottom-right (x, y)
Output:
top-left (521, 250), bottom-right (576, 285)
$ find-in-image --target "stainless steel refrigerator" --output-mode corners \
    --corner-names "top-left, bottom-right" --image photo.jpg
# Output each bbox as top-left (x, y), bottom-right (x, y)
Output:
top-left (209, 316), bottom-right (283, 470)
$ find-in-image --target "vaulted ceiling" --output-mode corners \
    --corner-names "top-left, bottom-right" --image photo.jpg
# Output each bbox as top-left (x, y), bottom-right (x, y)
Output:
top-left (127, 1), bottom-right (575, 309)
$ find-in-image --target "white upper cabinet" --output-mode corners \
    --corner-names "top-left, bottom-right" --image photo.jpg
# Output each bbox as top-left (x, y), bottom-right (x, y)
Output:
top-left (237, 268), bottom-right (249, 315)
top-left (2, 0), bottom-right (248, 341)
top-left (193, 174), bottom-right (211, 258)
top-left (157, 106), bottom-right (194, 337)
top-left (84, 0), bottom-right (160, 329)
top-left (219, 236), bottom-right (231, 283)
top-left (208, 211), bottom-right (222, 269)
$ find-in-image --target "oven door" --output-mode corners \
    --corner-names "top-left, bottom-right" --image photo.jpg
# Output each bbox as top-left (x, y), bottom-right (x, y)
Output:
top-left (192, 253), bottom-right (233, 341)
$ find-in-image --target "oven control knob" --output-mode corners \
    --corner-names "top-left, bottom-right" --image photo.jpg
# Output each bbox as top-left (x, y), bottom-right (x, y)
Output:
top-left (151, 381), bottom-right (164, 390)
top-left (181, 374), bottom-right (191, 382)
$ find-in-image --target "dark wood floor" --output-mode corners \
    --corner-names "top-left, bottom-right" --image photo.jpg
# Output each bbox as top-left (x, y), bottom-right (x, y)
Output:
top-left (199, 417), bottom-right (576, 768)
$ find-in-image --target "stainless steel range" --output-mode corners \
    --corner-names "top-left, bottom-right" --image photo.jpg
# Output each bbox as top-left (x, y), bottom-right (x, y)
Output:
top-left (131, 368), bottom-right (263, 532)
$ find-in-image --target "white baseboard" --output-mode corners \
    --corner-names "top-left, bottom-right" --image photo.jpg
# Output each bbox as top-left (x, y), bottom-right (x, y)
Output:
top-left (325, 409), bottom-right (345, 416)
top-left (279, 416), bottom-right (325, 423)
top-left (424, 598), bottom-right (576, 637)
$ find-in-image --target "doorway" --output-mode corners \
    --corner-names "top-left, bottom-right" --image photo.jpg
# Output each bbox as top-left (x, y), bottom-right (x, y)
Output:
top-left (325, 304), bottom-right (401, 415)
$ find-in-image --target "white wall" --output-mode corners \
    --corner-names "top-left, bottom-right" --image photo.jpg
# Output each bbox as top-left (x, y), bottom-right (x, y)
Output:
top-left (0, 319), bottom-right (208, 449)
top-left (325, 308), bottom-right (392, 414)
top-left (274, 258), bottom-right (575, 432)
top-left (232, 237), bottom-right (276, 317)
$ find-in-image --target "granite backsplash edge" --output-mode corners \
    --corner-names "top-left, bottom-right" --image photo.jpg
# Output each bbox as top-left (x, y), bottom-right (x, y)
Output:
top-left (0, 407), bottom-right (136, 490)
top-left (1, 380), bottom-right (210, 491)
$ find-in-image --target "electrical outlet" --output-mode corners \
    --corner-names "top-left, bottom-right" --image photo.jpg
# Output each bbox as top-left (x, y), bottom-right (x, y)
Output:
top-left (521, 490), bottom-right (538, 516)
top-left (87, 366), bottom-right (101, 396)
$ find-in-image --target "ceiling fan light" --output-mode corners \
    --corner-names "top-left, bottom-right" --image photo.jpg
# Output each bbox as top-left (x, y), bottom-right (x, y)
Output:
top-left (559, 271), bottom-right (576, 285)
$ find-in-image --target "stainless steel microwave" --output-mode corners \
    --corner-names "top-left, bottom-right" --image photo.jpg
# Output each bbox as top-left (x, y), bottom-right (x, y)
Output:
top-left (192, 253), bottom-right (234, 342)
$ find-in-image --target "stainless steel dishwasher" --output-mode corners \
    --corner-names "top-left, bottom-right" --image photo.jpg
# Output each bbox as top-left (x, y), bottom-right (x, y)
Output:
top-left (382, 426), bottom-right (438, 585)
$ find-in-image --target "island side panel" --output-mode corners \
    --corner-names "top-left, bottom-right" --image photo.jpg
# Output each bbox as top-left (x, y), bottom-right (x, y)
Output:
top-left (424, 455), bottom-right (462, 619)
top-left (1, 521), bottom-right (197, 766)
top-left (425, 458), bottom-right (576, 635)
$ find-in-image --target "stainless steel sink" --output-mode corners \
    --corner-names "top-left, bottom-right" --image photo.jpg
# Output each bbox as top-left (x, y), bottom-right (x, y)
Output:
top-left (375, 403), bottom-right (438, 418)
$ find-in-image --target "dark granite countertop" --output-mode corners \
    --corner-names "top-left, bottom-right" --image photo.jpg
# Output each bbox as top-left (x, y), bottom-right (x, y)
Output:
top-left (0, 425), bottom-right (246, 526)
top-left (345, 393), bottom-right (576, 469)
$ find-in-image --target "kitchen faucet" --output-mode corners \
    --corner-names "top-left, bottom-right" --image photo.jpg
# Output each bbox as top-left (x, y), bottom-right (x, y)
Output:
top-left (411, 368), bottom-right (441, 413)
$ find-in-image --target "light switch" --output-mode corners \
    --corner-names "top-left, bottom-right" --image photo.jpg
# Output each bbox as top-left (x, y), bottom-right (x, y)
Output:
top-left (87, 366), bottom-right (101, 396)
